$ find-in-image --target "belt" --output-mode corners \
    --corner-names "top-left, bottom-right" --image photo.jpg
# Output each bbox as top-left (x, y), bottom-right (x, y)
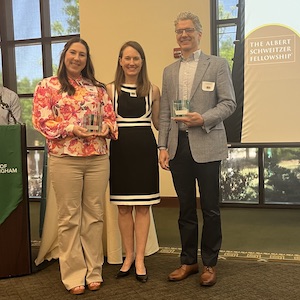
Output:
top-left (178, 130), bottom-right (189, 137)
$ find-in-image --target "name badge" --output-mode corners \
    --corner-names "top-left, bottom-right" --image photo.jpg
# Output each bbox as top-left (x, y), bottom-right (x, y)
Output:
top-left (85, 85), bottom-right (97, 93)
top-left (202, 81), bottom-right (215, 91)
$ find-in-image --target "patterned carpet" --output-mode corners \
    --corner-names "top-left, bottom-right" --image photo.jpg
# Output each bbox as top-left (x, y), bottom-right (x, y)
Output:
top-left (1, 251), bottom-right (300, 300)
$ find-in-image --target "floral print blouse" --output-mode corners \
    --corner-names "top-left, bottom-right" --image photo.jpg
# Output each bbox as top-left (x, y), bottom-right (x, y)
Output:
top-left (32, 76), bottom-right (118, 157)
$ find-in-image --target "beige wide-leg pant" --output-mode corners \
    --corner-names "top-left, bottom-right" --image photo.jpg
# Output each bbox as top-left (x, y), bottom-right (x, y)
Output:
top-left (49, 154), bottom-right (109, 290)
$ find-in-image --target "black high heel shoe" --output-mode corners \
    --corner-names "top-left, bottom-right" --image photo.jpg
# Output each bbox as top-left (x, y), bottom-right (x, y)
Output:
top-left (115, 262), bottom-right (134, 279)
top-left (135, 269), bottom-right (148, 283)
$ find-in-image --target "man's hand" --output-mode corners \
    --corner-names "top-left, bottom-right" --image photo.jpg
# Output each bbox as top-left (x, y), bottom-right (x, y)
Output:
top-left (159, 149), bottom-right (170, 170)
top-left (172, 112), bottom-right (204, 127)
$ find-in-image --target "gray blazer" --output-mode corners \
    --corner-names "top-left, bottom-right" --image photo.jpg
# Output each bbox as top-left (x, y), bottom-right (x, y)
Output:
top-left (0, 86), bottom-right (21, 125)
top-left (158, 52), bottom-right (236, 163)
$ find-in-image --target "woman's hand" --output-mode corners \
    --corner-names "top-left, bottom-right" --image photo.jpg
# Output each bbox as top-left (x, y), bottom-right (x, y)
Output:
top-left (95, 123), bottom-right (110, 137)
top-left (73, 125), bottom-right (95, 138)
top-left (73, 123), bottom-right (110, 138)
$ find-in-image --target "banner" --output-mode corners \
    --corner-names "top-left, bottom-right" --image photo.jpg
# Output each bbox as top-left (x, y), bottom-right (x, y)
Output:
top-left (0, 124), bottom-right (23, 224)
top-left (226, 0), bottom-right (300, 144)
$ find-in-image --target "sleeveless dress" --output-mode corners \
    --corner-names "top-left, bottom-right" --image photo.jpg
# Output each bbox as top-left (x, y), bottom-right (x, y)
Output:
top-left (110, 84), bottom-right (160, 205)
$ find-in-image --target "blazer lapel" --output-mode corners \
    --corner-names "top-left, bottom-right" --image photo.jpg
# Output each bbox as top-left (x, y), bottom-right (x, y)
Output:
top-left (171, 60), bottom-right (181, 100)
top-left (190, 53), bottom-right (210, 100)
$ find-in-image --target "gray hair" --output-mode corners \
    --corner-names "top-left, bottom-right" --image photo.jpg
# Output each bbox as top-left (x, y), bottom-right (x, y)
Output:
top-left (174, 11), bottom-right (203, 33)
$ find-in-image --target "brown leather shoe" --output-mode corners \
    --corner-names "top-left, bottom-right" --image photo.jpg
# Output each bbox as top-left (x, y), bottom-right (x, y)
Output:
top-left (168, 263), bottom-right (199, 281)
top-left (200, 266), bottom-right (216, 286)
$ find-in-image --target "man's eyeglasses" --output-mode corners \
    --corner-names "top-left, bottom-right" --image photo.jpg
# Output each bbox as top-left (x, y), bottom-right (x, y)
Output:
top-left (175, 28), bottom-right (196, 35)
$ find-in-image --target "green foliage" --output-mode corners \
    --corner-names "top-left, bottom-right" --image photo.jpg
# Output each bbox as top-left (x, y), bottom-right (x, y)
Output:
top-left (266, 148), bottom-right (300, 163)
top-left (17, 76), bottom-right (45, 146)
top-left (17, 76), bottom-right (44, 146)
top-left (52, 21), bottom-right (65, 35)
top-left (17, 77), bottom-right (40, 94)
top-left (264, 161), bottom-right (300, 203)
top-left (220, 36), bottom-right (234, 68)
top-left (20, 98), bottom-right (44, 146)
top-left (220, 148), bottom-right (300, 203)
top-left (64, 0), bottom-right (80, 33)
top-left (218, 1), bottom-right (237, 20)
top-left (51, 0), bottom-right (79, 35)
top-left (221, 168), bottom-right (258, 202)
top-left (217, 1), bottom-right (238, 68)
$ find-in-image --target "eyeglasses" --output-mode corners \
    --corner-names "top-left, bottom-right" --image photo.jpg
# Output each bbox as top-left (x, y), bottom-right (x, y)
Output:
top-left (175, 28), bottom-right (196, 35)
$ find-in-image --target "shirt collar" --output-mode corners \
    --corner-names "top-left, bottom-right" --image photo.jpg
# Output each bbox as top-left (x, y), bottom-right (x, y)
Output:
top-left (68, 75), bottom-right (86, 87)
top-left (181, 49), bottom-right (201, 62)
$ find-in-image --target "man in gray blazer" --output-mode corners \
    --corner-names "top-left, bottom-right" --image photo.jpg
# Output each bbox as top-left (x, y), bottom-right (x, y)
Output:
top-left (158, 11), bottom-right (236, 286)
top-left (0, 85), bottom-right (21, 125)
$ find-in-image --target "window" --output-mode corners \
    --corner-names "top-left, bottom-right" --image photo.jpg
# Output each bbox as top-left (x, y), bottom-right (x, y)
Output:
top-left (221, 147), bottom-right (259, 204)
top-left (0, 0), bottom-right (79, 199)
top-left (211, 0), bottom-right (239, 68)
top-left (0, 49), bottom-right (2, 85)
top-left (264, 148), bottom-right (300, 205)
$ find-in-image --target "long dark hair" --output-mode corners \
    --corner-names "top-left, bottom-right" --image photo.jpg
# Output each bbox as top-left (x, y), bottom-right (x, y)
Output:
top-left (57, 37), bottom-right (105, 95)
top-left (114, 41), bottom-right (151, 97)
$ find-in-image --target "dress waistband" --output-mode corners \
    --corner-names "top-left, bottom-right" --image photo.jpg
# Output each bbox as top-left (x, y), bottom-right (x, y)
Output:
top-left (116, 116), bottom-right (151, 127)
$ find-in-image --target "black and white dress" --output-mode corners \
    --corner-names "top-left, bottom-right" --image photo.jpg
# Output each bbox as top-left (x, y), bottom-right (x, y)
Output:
top-left (109, 84), bottom-right (160, 206)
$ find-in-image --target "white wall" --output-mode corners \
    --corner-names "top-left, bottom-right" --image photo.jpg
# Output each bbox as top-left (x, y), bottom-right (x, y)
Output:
top-left (79, 0), bottom-right (210, 196)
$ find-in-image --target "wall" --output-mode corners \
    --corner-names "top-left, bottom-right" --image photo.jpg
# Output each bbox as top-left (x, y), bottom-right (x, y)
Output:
top-left (79, 0), bottom-right (210, 196)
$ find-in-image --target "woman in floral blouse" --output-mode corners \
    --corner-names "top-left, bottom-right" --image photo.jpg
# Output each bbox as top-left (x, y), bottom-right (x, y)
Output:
top-left (32, 37), bottom-right (118, 295)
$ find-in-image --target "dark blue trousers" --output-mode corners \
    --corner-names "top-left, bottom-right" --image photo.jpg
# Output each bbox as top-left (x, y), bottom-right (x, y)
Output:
top-left (169, 131), bottom-right (222, 267)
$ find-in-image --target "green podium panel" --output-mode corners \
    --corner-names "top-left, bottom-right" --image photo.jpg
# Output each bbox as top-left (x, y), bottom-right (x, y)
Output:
top-left (0, 124), bottom-right (32, 278)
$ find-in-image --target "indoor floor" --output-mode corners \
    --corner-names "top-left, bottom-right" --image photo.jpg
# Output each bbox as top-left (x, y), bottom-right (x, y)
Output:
top-left (29, 203), bottom-right (300, 262)
top-left (0, 203), bottom-right (299, 300)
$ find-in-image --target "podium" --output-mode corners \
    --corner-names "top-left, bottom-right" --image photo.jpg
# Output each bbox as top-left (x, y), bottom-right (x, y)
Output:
top-left (0, 124), bottom-right (32, 278)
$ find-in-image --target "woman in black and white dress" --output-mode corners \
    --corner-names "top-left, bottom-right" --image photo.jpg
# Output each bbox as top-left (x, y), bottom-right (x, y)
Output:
top-left (107, 41), bottom-right (160, 283)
